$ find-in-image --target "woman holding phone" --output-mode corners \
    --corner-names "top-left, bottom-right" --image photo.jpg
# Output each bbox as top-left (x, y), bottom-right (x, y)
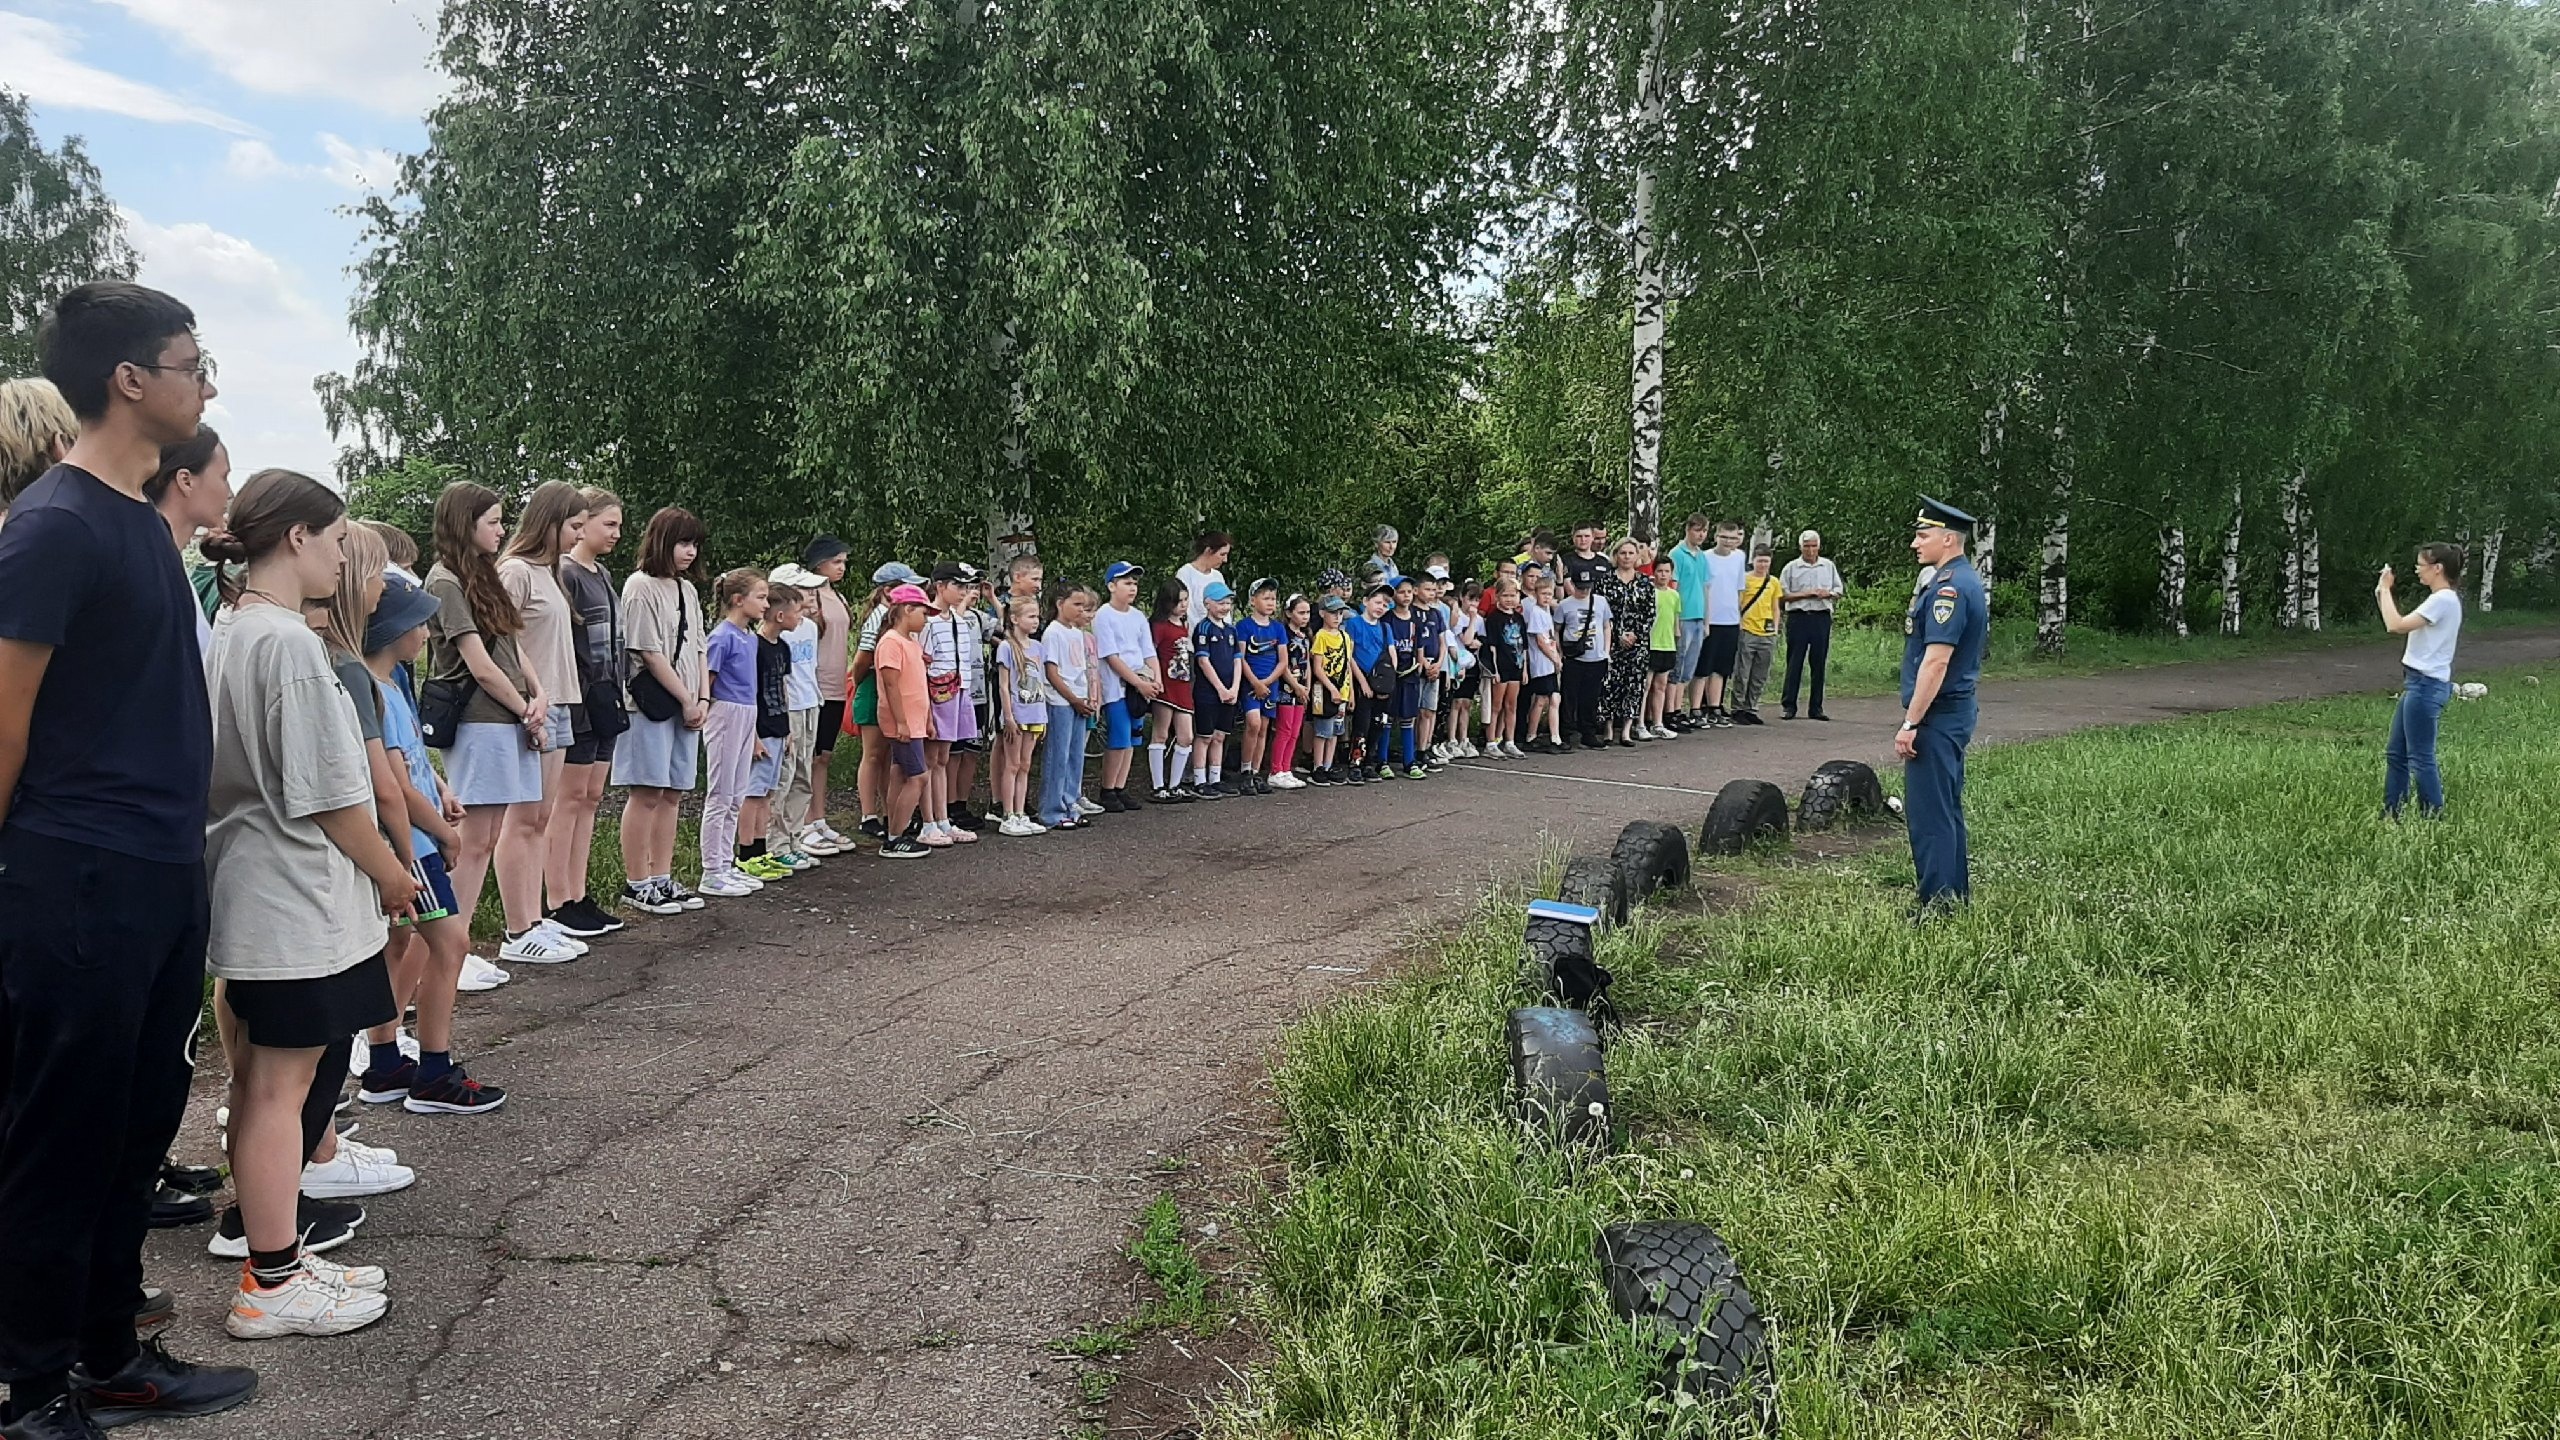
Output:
top-left (2375, 542), bottom-right (2464, 819)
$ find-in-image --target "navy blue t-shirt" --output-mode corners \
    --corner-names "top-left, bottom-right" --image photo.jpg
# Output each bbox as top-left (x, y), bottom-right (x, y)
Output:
top-left (0, 464), bottom-right (214, 863)
top-left (1413, 606), bottom-right (1447, 675)
top-left (1191, 617), bottom-right (1241, 696)
top-left (1383, 611), bottom-right (1419, 676)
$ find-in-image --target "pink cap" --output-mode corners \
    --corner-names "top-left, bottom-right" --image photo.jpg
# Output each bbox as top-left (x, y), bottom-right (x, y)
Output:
top-left (888, 584), bottom-right (930, 605)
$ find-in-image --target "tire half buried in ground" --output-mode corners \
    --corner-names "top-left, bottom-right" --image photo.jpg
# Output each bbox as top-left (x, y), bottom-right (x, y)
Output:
top-left (1611, 819), bottom-right (1691, 904)
top-left (1699, 778), bottom-right (1790, 856)
top-left (1595, 1220), bottom-right (1778, 1433)
top-left (1795, 759), bottom-right (1886, 834)
top-left (1505, 1006), bottom-right (1609, 1148)
top-left (1556, 852), bottom-right (1630, 929)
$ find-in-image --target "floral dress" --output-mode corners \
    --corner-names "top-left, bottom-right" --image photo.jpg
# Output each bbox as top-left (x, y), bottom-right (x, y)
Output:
top-left (1597, 569), bottom-right (1653, 725)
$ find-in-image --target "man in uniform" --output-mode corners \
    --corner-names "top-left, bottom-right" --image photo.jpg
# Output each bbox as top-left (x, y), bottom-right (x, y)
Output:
top-left (1894, 496), bottom-right (1989, 911)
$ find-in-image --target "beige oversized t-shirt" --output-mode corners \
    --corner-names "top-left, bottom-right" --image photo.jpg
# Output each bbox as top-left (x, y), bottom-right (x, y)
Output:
top-left (621, 572), bottom-right (705, 697)
top-left (500, 553), bottom-right (581, 704)
top-left (204, 603), bottom-right (389, 981)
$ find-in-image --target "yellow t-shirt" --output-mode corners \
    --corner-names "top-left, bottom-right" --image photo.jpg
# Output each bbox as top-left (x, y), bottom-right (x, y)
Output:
top-left (1311, 627), bottom-right (1351, 715)
top-left (1739, 570), bottom-right (1782, 637)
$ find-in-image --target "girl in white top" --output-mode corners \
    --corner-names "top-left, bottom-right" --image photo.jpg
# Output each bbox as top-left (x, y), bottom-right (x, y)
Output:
top-left (2376, 542), bottom-right (2465, 819)
top-left (202, 468), bottom-right (414, 1338)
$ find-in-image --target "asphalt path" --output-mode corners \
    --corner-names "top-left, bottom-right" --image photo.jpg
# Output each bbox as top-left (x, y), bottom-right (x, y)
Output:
top-left (149, 624), bottom-right (2560, 1439)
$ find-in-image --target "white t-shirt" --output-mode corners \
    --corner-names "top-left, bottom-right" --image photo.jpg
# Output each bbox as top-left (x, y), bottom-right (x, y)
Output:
top-left (1040, 620), bottom-right (1093, 706)
top-left (1092, 603), bottom-right (1155, 703)
top-left (1524, 599), bottom-right (1558, 679)
top-left (2402, 589), bottom-right (2462, 681)
top-left (782, 617), bottom-right (821, 711)
top-left (1176, 562), bottom-right (1224, 627)
top-left (1704, 549), bottom-right (1748, 625)
top-left (204, 604), bottom-right (389, 982)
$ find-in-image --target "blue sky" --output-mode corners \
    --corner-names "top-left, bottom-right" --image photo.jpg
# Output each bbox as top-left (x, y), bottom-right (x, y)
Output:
top-left (2, 0), bottom-right (443, 480)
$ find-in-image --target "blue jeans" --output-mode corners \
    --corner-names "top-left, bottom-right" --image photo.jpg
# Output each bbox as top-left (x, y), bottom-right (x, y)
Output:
top-left (1040, 703), bottom-right (1089, 826)
top-left (2384, 668), bottom-right (2450, 817)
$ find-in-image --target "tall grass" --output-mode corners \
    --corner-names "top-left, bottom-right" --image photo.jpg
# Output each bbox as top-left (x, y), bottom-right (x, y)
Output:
top-left (1233, 670), bottom-right (2560, 1438)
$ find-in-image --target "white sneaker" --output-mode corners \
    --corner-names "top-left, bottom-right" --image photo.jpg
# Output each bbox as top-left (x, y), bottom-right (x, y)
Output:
top-left (337, 1134), bottom-right (401, 1168)
top-left (1634, 726), bottom-right (1656, 741)
top-left (303, 1249), bottom-right (388, 1292)
top-left (302, 1145), bottom-right (415, 1199)
top-left (458, 954), bottom-right (511, 991)
top-left (1269, 771), bottom-right (1307, 790)
top-left (227, 1265), bottom-right (390, 1339)
top-left (498, 927), bottom-right (579, 966)
top-left (530, 919), bottom-right (590, 956)
top-left (1503, 741), bottom-right (1526, 759)
top-left (698, 871), bottom-right (758, 898)
top-left (1077, 797), bottom-right (1105, 817)
top-left (1456, 740), bottom-right (1479, 758)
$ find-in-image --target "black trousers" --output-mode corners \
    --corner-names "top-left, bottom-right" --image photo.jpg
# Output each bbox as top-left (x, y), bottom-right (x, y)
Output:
top-left (1783, 610), bottom-right (1833, 716)
top-left (1348, 690), bottom-right (1375, 769)
top-left (0, 829), bottom-right (205, 1387)
top-left (1563, 660), bottom-right (1609, 742)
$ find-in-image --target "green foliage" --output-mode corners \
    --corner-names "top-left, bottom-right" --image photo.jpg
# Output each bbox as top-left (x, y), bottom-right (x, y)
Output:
top-left (1236, 667), bottom-right (2560, 1437)
top-left (0, 88), bottom-right (135, 375)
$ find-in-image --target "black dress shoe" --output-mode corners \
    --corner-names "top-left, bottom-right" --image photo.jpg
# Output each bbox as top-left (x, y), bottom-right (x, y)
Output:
top-left (157, 1163), bottom-right (222, 1197)
top-left (146, 1184), bottom-right (211, 1230)
top-left (1810, 712), bottom-right (1832, 721)
top-left (1098, 790), bottom-right (1128, 813)
top-left (1, 1394), bottom-right (106, 1440)
top-left (79, 1337), bottom-right (258, 1428)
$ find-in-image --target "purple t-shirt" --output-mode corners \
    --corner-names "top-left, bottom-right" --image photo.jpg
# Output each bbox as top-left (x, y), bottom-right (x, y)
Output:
top-left (706, 620), bottom-right (758, 705)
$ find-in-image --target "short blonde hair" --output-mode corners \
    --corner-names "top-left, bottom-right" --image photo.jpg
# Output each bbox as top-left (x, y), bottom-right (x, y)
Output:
top-left (0, 378), bottom-right (79, 508)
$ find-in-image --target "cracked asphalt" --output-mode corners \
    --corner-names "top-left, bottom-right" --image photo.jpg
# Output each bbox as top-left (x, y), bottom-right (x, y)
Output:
top-left (148, 626), bottom-right (2559, 1439)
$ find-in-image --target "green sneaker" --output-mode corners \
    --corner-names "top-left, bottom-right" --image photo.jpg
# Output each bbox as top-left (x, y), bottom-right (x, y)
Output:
top-left (741, 855), bottom-right (793, 881)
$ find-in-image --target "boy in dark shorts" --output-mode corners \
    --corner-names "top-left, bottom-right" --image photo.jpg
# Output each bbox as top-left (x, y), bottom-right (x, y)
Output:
top-left (1189, 583), bottom-right (1243, 796)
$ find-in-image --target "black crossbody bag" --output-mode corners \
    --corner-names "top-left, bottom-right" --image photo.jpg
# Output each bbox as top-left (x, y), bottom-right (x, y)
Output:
top-left (628, 588), bottom-right (689, 723)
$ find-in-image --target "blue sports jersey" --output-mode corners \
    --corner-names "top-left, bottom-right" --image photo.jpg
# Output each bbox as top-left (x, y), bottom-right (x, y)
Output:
top-left (1346, 613), bottom-right (1388, 674)
top-left (1237, 615), bottom-right (1286, 680)
top-left (1192, 616), bottom-right (1242, 694)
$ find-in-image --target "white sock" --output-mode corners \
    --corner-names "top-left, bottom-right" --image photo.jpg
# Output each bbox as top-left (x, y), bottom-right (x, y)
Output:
top-left (1207, 764), bottom-right (1222, 784)
top-left (1169, 750), bottom-right (1191, 787)
top-left (1147, 743), bottom-right (1168, 788)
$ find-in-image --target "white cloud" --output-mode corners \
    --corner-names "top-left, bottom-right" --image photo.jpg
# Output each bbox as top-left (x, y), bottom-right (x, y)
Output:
top-left (120, 208), bottom-right (355, 482)
top-left (0, 12), bottom-right (258, 134)
top-left (225, 133), bottom-right (401, 191)
top-left (98, 0), bottom-right (444, 116)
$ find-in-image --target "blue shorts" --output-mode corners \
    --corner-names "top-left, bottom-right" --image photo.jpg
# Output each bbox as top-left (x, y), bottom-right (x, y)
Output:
top-left (1674, 618), bottom-right (1708, 684)
top-left (1312, 716), bottom-right (1344, 739)
top-left (1391, 678), bottom-right (1421, 720)
top-left (1242, 674), bottom-right (1280, 718)
top-left (404, 850), bottom-right (458, 925)
top-left (747, 744), bottom-right (781, 797)
top-left (1105, 693), bottom-right (1145, 751)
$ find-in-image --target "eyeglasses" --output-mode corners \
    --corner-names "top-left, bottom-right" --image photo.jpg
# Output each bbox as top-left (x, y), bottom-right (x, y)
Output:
top-left (134, 354), bottom-right (219, 385)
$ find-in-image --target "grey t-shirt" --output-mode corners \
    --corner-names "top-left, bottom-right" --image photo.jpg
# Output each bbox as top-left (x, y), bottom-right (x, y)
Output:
top-left (1780, 557), bottom-right (1843, 612)
top-left (205, 604), bottom-right (389, 982)
top-left (331, 652), bottom-right (383, 742)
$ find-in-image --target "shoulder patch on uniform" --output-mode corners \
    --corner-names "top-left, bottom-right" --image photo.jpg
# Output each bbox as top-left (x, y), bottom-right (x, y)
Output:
top-left (1936, 585), bottom-right (1959, 597)
top-left (1931, 597), bottom-right (1956, 624)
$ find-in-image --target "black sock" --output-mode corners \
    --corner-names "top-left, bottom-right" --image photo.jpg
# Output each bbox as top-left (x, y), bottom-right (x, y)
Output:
top-left (368, 1040), bottom-right (404, 1074)
top-left (740, 839), bottom-right (767, 861)
top-left (4, 1372), bottom-right (71, 1422)
top-left (248, 1245), bottom-right (301, 1287)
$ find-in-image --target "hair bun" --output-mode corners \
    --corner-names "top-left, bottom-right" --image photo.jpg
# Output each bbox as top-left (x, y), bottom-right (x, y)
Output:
top-left (197, 528), bottom-right (249, 564)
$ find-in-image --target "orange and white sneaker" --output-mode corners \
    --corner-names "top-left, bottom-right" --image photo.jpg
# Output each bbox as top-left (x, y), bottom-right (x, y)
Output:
top-left (226, 1263), bottom-right (389, 1338)
top-left (302, 1249), bottom-right (388, 1293)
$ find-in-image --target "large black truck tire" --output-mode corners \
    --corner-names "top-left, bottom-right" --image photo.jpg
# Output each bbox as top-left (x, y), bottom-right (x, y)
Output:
top-left (1611, 819), bottom-right (1691, 905)
top-left (1596, 1220), bottom-right (1778, 1433)
top-left (1796, 759), bottom-right (1886, 834)
top-left (1505, 1006), bottom-right (1609, 1148)
top-left (1556, 852), bottom-right (1630, 930)
top-left (1699, 779), bottom-right (1790, 856)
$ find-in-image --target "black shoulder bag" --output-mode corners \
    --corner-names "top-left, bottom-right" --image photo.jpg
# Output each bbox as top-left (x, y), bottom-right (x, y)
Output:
top-left (627, 586), bottom-right (689, 724)
top-left (419, 668), bottom-right (478, 750)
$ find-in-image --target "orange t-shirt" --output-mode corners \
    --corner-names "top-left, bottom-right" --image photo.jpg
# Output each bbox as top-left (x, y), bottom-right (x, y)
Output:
top-left (873, 628), bottom-right (930, 740)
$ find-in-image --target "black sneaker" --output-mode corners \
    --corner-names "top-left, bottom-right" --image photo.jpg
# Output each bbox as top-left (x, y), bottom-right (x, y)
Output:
top-left (1191, 781), bottom-right (1223, 800)
top-left (1098, 790), bottom-right (1129, 813)
top-left (1163, 785), bottom-right (1197, 803)
top-left (78, 1336), bottom-right (258, 1428)
top-left (543, 902), bottom-right (611, 938)
top-left (357, 1059), bottom-right (415, 1104)
top-left (147, 1184), bottom-right (210, 1230)
top-left (858, 816), bottom-right (889, 841)
top-left (880, 836), bottom-right (930, 859)
top-left (403, 1069), bottom-right (505, 1116)
top-left (621, 879), bottom-right (683, 917)
top-left (0, 1394), bottom-right (107, 1440)
top-left (133, 1286), bottom-right (172, 1332)
top-left (1120, 786), bottom-right (1146, 808)
top-left (159, 1162), bottom-right (223, 1197)
top-left (1810, 712), bottom-right (1832, 722)
top-left (949, 807), bottom-right (986, 832)
top-left (1736, 711), bottom-right (1765, 726)
top-left (567, 896), bottom-right (625, 933)
top-left (206, 1198), bottom-right (360, 1260)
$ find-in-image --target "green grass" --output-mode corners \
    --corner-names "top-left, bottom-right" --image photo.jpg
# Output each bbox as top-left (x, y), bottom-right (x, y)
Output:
top-left (1230, 668), bottom-right (2560, 1438)
top-left (1818, 605), bottom-right (2552, 698)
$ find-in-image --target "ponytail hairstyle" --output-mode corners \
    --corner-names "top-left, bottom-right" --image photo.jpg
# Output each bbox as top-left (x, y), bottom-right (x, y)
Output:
top-left (432, 481), bottom-right (521, 636)
top-left (503, 479), bottom-right (589, 567)
top-left (577, 485), bottom-right (623, 517)
top-left (2419, 541), bottom-right (2467, 588)
top-left (360, 518), bottom-right (419, 569)
top-left (318, 522), bottom-right (390, 656)
top-left (143, 423), bottom-right (222, 506)
top-left (712, 566), bottom-right (766, 616)
top-left (201, 469), bottom-right (346, 605)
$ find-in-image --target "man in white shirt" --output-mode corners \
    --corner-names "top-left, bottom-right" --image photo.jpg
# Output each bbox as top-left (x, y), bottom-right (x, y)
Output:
top-left (1092, 560), bottom-right (1160, 811)
top-left (1697, 522), bottom-right (1747, 727)
top-left (1176, 530), bottom-right (1231, 626)
top-left (1779, 529), bottom-right (1844, 720)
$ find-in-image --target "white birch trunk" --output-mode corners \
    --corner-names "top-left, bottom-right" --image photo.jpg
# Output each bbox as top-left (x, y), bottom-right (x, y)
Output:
top-left (1622, 0), bottom-right (1671, 547)
top-left (2219, 482), bottom-right (2242, 636)
top-left (2301, 518), bottom-right (2321, 631)
top-left (2036, 414), bottom-right (2070, 656)
top-left (1977, 517), bottom-right (1998, 585)
top-left (2279, 466), bottom-right (2304, 629)
top-left (2159, 522), bottom-right (2187, 637)
top-left (2479, 528), bottom-right (2502, 610)
top-left (984, 319), bottom-right (1037, 576)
